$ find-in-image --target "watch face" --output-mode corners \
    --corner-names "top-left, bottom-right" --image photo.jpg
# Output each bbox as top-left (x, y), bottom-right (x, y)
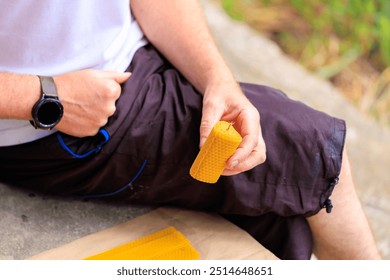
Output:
top-left (35, 98), bottom-right (64, 128)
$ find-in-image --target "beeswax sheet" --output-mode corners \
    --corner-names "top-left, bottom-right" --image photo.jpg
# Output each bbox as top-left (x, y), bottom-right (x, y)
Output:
top-left (28, 207), bottom-right (278, 260)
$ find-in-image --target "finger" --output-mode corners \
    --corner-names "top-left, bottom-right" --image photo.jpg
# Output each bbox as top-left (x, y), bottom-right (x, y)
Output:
top-left (114, 71), bottom-right (132, 84)
top-left (222, 137), bottom-right (266, 176)
top-left (103, 73), bottom-right (130, 101)
top-left (226, 111), bottom-right (261, 168)
top-left (102, 71), bottom-right (132, 84)
top-left (226, 122), bottom-right (266, 168)
top-left (199, 101), bottom-right (224, 148)
top-left (227, 135), bottom-right (256, 168)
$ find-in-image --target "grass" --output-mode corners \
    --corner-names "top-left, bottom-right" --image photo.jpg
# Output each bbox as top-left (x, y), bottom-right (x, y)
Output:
top-left (218, 0), bottom-right (390, 126)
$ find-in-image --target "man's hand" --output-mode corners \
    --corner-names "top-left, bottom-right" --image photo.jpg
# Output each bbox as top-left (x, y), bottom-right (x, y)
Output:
top-left (54, 69), bottom-right (131, 137)
top-left (131, 0), bottom-right (266, 175)
top-left (200, 80), bottom-right (266, 176)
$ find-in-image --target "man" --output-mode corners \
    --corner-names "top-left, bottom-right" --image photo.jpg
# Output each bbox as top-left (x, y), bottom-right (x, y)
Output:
top-left (0, 0), bottom-right (381, 259)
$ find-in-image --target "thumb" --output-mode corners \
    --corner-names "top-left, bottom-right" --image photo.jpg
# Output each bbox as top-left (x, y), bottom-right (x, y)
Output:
top-left (199, 107), bottom-right (223, 149)
top-left (102, 71), bottom-right (132, 84)
top-left (113, 71), bottom-right (132, 84)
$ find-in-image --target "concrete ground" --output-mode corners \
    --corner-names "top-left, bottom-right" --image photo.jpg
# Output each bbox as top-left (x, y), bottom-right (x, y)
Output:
top-left (1, 0), bottom-right (389, 259)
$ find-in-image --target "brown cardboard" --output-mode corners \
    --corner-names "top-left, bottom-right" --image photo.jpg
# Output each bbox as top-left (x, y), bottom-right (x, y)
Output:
top-left (28, 207), bottom-right (278, 260)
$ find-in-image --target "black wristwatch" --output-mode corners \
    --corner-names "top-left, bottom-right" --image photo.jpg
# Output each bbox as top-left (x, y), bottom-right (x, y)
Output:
top-left (30, 75), bottom-right (64, 130)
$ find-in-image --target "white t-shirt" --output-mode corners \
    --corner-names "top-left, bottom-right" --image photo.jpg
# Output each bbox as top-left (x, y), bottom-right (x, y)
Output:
top-left (0, 0), bottom-right (147, 146)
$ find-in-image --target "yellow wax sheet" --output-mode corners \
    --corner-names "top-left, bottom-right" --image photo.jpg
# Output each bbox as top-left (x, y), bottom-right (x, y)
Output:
top-left (84, 226), bottom-right (200, 260)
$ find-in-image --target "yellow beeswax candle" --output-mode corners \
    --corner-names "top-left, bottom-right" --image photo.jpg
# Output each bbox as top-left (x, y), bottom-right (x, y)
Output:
top-left (190, 121), bottom-right (242, 183)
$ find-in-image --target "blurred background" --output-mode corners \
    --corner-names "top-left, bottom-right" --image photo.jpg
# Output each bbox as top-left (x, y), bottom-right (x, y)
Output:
top-left (217, 0), bottom-right (390, 127)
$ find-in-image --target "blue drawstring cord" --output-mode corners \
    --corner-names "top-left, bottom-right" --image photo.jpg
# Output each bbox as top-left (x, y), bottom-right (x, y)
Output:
top-left (57, 129), bottom-right (110, 159)
top-left (57, 128), bottom-right (148, 199)
top-left (78, 159), bottom-right (148, 199)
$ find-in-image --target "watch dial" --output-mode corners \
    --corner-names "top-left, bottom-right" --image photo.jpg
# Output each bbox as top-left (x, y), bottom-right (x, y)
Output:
top-left (37, 101), bottom-right (63, 126)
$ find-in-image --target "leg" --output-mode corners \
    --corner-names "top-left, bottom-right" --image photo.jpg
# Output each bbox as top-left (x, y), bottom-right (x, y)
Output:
top-left (307, 150), bottom-right (382, 259)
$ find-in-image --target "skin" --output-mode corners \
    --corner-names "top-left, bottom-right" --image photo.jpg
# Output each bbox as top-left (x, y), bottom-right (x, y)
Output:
top-left (0, 0), bottom-right (381, 259)
top-left (0, 70), bottom-right (130, 137)
top-left (307, 150), bottom-right (382, 259)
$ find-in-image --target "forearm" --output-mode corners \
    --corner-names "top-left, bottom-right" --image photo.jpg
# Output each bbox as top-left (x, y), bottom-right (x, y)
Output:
top-left (0, 72), bottom-right (40, 120)
top-left (131, 0), bottom-right (237, 94)
top-left (131, 0), bottom-right (266, 172)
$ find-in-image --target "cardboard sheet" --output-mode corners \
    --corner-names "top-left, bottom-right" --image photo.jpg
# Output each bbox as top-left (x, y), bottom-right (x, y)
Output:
top-left (29, 207), bottom-right (278, 260)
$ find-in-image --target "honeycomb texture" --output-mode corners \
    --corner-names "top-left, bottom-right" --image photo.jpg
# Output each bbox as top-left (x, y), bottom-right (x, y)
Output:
top-left (84, 226), bottom-right (200, 260)
top-left (190, 121), bottom-right (242, 183)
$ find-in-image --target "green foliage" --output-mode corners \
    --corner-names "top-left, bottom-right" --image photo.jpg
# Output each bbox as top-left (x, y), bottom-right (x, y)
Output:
top-left (221, 0), bottom-right (390, 76)
top-left (222, 0), bottom-right (244, 20)
top-left (378, 14), bottom-right (390, 66)
top-left (289, 0), bottom-right (389, 73)
top-left (220, 0), bottom-right (390, 125)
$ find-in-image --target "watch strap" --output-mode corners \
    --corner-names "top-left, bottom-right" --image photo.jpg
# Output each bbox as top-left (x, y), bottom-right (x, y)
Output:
top-left (38, 76), bottom-right (58, 98)
top-left (30, 75), bottom-right (63, 130)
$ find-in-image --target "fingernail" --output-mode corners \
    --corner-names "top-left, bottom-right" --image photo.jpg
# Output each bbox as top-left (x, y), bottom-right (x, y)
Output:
top-left (230, 160), bottom-right (239, 168)
top-left (199, 136), bottom-right (207, 149)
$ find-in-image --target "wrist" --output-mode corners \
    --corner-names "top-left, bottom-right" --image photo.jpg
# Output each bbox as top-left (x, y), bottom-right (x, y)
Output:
top-left (21, 75), bottom-right (41, 120)
top-left (204, 68), bottom-right (241, 97)
top-left (0, 72), bottom-right (40, 120)
top-left (30, 75), bottom-right (64, 130)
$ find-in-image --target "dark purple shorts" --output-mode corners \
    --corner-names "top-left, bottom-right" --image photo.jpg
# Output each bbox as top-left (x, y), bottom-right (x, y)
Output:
top-left (0, 45), bottom-right (346, 259)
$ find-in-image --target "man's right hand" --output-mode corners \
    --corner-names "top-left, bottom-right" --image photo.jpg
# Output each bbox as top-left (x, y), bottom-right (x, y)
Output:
top-left (54, 69), bottom-right (131, 137)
